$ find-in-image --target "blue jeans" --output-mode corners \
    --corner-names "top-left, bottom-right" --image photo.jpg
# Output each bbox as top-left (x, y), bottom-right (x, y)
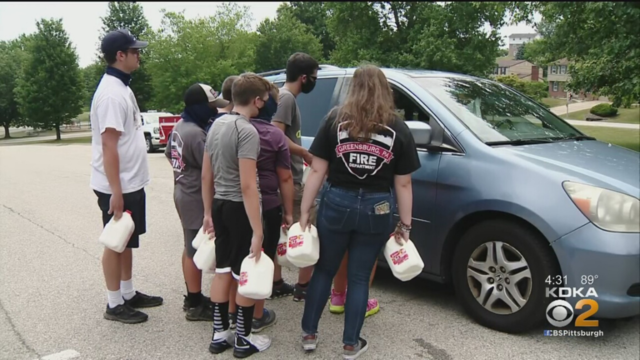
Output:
top-left (301, 184), bottom-right (394, 346)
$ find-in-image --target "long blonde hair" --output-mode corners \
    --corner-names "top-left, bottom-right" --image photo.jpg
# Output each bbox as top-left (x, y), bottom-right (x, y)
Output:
top-left (335, 65), bottom-right (397, 141)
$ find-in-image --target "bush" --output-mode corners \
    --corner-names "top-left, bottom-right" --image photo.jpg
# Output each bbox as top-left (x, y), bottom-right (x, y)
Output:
top-left (590, 103), bottom-right (618, 117)
top-left (495, 75), bottom-right (547, 102)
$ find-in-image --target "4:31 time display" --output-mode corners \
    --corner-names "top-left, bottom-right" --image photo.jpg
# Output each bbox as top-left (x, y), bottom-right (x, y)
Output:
top-left (545, 275), bottom-right (568, 286)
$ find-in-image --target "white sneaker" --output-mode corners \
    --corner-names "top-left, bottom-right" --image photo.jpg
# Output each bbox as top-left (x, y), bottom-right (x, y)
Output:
top-left (234, 333), bottom-right (271, 358)
top-left (209, 329), bottom-right (234, 354)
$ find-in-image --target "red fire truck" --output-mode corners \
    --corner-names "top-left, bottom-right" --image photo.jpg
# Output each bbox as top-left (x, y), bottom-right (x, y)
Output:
top-left (158, 115), bottom-right (181, 148)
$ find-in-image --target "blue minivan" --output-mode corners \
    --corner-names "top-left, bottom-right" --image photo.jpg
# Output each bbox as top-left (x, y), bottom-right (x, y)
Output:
top-left (264, 66), bottom-right (640, 334)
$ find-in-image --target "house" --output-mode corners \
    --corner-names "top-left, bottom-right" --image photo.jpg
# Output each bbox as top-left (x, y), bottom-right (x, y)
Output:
top-left (492, 59), bottom-right (544, 82)
top-left (547, 58), bottom-right (604, 100)
top-left (508, 33), bottom-right (540, 58)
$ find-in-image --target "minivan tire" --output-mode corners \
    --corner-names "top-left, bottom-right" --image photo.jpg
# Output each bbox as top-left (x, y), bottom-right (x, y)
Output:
top-left (452, 219), bottom-right (559, 334)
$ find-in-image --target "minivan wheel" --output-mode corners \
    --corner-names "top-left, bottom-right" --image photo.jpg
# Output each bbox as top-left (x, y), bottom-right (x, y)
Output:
top-left (145, 135), bottom-right (154, 153)
top-left (452, 219), bottom-right (559, 334)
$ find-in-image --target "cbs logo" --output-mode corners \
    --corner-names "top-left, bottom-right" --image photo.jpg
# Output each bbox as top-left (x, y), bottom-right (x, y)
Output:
top-left (546, 299), bottom-right (599, 327)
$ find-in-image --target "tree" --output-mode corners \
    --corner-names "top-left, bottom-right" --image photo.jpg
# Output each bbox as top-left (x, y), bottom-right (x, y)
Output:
top-left (100, 1), bottom-right (153, 111)
top-left (15, 19), bottom-right (84, 140)
top-left (81, 61), bottom-right (106, 109)
top-left (515, 43), bottom-right (526, 60)
top-left (529, 2), bottom-right (640, 104)
top-left (326, 2), bottom-right (514, 77)
top-left (0, 38), bottom-right (30, 138)
top-left (145, 3), bottom-right (257, 113)
top-left (254, 12), bottom-right (323, 73)
top-left (277, 2), bottom-right (335, 61)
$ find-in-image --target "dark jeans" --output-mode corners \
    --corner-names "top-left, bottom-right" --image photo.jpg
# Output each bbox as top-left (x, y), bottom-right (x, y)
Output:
top-left (301, 184), bottom-right (394, 346)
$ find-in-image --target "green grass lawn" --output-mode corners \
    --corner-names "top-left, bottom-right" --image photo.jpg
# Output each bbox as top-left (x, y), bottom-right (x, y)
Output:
top-left (541, 98), bottom-right (568, 108)
top-left (574, 125), bottom-right (640, 152)
top-left (562, 107), bottom-right (640, 124)
top-left (76, 111), bottom-right (90, 123)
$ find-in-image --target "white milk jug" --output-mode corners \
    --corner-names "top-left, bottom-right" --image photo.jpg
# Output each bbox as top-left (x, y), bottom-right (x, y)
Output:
top-left (99, 210), bottom-right (135, 253)
top-left (276, 228), bottom-right (295, 269)
top-left (191, 226), bottom-right (209, 250)
top-left (237, 250), bottom-right (274, 300)
top-left (383, 237), bottom-right (424, 282)
top-left (193, 237), bottom-right (216, 273)
top-left (286, 222), bottom-right (320, 268)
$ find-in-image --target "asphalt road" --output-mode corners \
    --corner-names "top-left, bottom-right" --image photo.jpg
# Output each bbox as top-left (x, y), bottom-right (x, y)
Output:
top-left (0, 144), bottom-right (638, 360)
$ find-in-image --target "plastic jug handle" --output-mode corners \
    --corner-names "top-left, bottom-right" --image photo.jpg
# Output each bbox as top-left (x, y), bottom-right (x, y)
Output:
top-left (391, 234), bottom-right (406, 246)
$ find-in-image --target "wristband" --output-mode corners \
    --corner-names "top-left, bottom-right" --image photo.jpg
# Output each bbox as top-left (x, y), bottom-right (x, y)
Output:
top-left (396, 221), bottom-right (411, 232)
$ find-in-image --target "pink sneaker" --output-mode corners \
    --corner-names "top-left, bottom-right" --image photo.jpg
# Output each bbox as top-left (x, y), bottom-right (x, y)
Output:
top-left (329, 289), bottom-right (346, 314)
top-left (365, 299), bottom-right (380, 318)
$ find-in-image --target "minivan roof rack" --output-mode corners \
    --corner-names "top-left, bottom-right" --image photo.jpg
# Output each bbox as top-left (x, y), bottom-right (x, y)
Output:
top-left (257, 64), bottom-right (341, 77)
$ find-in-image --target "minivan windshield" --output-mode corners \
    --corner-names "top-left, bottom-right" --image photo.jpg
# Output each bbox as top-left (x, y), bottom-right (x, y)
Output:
top-left (413, 76), bottom-right (586, 144)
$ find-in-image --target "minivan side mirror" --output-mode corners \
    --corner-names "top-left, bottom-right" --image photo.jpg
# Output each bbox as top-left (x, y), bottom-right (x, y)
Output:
top-left (405, 120), bottom-right (432, 147)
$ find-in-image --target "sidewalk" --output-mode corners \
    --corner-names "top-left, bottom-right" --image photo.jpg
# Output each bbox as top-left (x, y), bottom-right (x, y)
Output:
top-left (564, 120), bottom-right (639, 130)
top-left (0, 131), bottom-right (91, 145)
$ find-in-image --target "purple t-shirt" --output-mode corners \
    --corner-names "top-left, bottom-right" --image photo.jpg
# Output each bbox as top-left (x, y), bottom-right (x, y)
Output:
top-left (250, 119), bottom-right (291, 210)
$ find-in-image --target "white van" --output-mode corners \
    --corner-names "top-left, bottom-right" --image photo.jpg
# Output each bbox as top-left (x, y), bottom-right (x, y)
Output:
top-left (140, 111), bottom-right (174, 153)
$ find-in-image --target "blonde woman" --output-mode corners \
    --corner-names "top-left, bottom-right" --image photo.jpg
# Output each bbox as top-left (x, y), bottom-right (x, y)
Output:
top-left (298, 65), bottom-right (421, 359)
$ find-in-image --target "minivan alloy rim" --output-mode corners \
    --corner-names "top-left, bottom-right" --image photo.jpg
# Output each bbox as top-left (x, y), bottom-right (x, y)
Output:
top-left (466, 241), bottom-right (532, 315)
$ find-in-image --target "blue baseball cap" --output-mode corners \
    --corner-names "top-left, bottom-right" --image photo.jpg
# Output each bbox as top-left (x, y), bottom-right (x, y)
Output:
top-left (101, 28), bottom-right (148, 56)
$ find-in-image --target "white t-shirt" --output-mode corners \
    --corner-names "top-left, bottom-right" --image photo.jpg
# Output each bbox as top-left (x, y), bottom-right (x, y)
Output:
top-left (89, 73), bottom-right (149, 194)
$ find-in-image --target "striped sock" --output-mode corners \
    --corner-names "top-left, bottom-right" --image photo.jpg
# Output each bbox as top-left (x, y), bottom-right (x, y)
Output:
top-left (212, 301), bottom-right (230, 336)
top-left (236, 305), bottom-right (255, 338)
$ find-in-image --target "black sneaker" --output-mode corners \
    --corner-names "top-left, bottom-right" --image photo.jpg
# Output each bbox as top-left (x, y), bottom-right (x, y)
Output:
top-left (103, 304), bottom-right (148, 324)
top-left (124, 291), bottom-right (163, 308)
top-left (186, 301), bottom-right (213, 321)
top-left (233, 333), bottom-right (271, 358)
top-left (230, 312), bottom-right (237, 329)
top-left (252, 308), bottom-right (277, 333)
top-left (209, 329), bottom-right (234, 354)
top-left (268, 282), bottom-right (294, 299)
top-left (293, 283), bottom-right (307, 302)
top-left (182, 294), bottom-right (211, 311)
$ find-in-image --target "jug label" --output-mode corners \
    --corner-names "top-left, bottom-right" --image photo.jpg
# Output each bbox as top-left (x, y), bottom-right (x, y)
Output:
top-left (239, 271), bottom-right (248, 287)
top-left (277, 243), bottom-right (287, 256)
top-left (289, 235), bottom-right (304, 249)
top-left (390, 249), bottom-right (409, 266)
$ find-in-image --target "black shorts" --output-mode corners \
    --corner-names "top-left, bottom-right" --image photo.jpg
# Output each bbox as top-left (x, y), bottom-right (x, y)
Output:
top-left (183, 228), bottom-right (199, 259)
top-left (213, 199), bottom-right (253, 279)
top-left (95, 188), bottom-right (146, 249)
top-left (262, 206), bottom-right (283, 261)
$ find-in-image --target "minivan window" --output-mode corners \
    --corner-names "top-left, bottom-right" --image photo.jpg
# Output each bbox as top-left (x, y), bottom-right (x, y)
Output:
top-left (272, 78), bottom-right (338, 136)
top-left (413, 77), bottom-right (582, 144)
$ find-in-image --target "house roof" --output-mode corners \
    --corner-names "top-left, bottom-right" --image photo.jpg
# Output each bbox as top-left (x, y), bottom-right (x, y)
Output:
top-left (552, 58), bottom-right (571, 65)
top-left (510, 33), bottom-right (538, 38)
top-left (496, 59), bottom-right (528, 67)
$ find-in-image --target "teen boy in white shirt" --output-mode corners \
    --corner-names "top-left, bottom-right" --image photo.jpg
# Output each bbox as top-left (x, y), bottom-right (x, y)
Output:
top-left (90, 29), bottom-right (163, 324)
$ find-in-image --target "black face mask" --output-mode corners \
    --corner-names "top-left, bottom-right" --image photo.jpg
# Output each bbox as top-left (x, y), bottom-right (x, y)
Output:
top-left (256, 95), bottom-right (278, 121)
top-left (301, 77), bottom-right (316, 94)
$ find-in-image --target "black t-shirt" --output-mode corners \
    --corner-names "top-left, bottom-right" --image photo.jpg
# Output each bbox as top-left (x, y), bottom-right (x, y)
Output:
top-left (309, 107), bottom-right (421, 192)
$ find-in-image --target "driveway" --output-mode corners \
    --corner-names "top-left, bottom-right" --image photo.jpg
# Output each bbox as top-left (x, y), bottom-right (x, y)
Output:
top-left (549, 101), bottom-right (608, 116)
top-left (0, 145), bottom-right (638, 360)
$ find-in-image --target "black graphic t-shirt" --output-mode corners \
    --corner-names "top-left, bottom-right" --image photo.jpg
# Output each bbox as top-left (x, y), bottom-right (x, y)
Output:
top-left (309, 107), bottom-right (421, 192)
